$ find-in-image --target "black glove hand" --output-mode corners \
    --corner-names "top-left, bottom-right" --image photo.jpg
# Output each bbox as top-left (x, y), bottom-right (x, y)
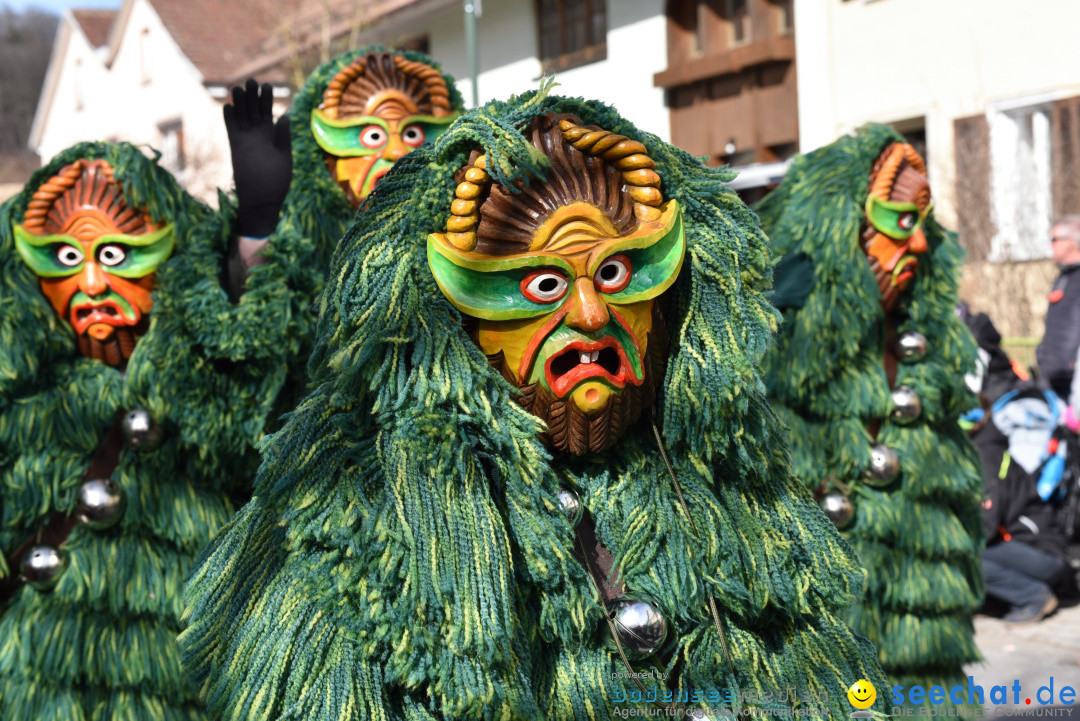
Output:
top-left (225, 78), bottom-right (292, 238)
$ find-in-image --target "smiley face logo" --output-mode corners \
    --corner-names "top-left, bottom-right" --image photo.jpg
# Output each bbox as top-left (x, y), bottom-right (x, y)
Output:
top-left (847, 679), bottom-right (876, 710)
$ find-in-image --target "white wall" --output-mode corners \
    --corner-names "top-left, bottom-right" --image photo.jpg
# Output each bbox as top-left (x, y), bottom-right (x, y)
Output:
top-left (33, 0), bottom-right (231, 203)
top-left (795, 0), bottom-right (1080, 230)
top-left (373, 0), bottom-right (670, 141)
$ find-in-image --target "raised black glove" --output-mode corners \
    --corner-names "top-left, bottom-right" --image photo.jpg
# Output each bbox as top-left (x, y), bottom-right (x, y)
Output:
top-left (225, 78), bottom-right (292, 238)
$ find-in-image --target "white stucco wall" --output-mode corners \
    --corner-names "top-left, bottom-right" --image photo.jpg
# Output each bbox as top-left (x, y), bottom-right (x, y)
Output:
top-left (371, 0), bottom-right (670, 141)
top-left (32, 0), bottom-right (231, 203)
top-left (795, 0), bottom-right (1080, 228)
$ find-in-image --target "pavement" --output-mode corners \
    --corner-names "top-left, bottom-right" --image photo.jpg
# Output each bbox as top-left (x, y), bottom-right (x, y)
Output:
top-left (962, 589), bottom-right (1080, 718)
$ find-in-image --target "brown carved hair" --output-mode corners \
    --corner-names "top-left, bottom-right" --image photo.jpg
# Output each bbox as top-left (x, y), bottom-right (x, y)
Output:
top-left (867, 142), bottom-right (930, 209)
top-left (442, 113), bottom-right (664, 255)
top-left (22, 159), bottom-right (156, 237)
top-left (320, 52), bottom-right (453, 122)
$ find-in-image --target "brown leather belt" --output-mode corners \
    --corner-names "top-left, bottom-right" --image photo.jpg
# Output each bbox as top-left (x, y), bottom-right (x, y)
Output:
top-left (0, 417), bottom-right (124, 604)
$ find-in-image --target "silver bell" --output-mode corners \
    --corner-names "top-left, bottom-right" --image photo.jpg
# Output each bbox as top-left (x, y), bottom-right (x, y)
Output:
top-left (21, 545), bottom-right (66, 591)
top-left (862, 444), bottom-right (900, 487)
top-left (609, 596), bottom-right (669, 660)
top-left (890, 386), bottom-right (922, 425)
top-left (895, 331), bottom-right (928, 362)
top-left (556, 489), bottom-right (583, 526)
top-left (76, 478), bottom-right (127, 530)
top-left (121, 409), bottom-right (162, 451)
top-left (818, 493), bottom-right (855, 529)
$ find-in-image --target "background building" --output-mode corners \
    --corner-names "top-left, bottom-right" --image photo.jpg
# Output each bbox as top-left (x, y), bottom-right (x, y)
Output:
top-left (795, 0), bottom-right (1080, 344)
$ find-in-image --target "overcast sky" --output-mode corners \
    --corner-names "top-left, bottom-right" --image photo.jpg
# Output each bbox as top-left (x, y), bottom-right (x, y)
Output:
top-left (3, 0), bottom-right (121, 14)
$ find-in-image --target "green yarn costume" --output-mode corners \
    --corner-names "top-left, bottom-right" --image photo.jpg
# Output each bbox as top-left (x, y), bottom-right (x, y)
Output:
top-left (0, 142), bottom-right (322, 720)
top-left (179, 93), bottom-right (887, 720)
top-left (278, 47), bottom-right (463, 269)
top-left (757, 124), bottom-right (984, 695)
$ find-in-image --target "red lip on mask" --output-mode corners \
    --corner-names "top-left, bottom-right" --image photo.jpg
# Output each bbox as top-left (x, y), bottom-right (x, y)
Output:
top-left (544, 336), bottom-right (639, 398)
top-left (70, 299), bottom-right (136, 334)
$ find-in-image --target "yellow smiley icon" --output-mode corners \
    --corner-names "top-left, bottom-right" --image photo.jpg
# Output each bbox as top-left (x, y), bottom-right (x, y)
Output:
top-left (847, 679), bottom-right (876, 709)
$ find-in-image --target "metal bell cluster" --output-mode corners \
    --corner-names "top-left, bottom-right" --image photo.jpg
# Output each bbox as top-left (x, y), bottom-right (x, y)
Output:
top-left (895, 331), bottom-right (928, 363)
top-left (20, 545), bottom-right (66, 591)
top-left (890, 386), bottom-right (922, 425)
top-left (557, 488), bottom-right (583, 526)
top-left (818, 493), bottom-right (854, 529)
top-left (863, 444), bottom-right (900, 487)
top-left (121, 409), bottom-right (163, 451)
top-left (77, 478), bottom-right (127, 530)
top-left (609, 596), bottom-right (669, 659)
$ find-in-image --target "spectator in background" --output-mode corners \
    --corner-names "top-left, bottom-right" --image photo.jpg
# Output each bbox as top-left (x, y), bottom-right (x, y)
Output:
top-left (1036, 216), bottom-right (1080, 398)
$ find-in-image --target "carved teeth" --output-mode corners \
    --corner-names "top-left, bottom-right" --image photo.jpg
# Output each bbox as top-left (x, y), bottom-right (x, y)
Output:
top-left (579, 352), bottom-right (591, 364)
top-left (590, 350), bottom-right (599, 362)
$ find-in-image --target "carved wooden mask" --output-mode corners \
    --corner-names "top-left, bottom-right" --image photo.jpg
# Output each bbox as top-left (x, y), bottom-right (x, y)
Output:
top-left (862, 142), bottom-right (932, 311)
top-left (13, 159), bottom-right (174, 366)
top-left (311, 52), bottom-right (459, 207)
top-left (427, 113), bottom-right (686, 455)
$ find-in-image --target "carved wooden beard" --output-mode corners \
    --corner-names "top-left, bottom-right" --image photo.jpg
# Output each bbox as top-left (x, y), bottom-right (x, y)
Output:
top-left (483, 303), bottom-right (669, 455)
top-left (862, 143), bottom-right (931, 312)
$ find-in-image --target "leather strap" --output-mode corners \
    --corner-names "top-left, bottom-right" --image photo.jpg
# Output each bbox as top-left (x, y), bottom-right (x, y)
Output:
top-left (572, 515), bottom-right (625, 603)
top-left (867, 315), bottom-right (900, 440)
top-left (0, 417), bottom-right (124, 603)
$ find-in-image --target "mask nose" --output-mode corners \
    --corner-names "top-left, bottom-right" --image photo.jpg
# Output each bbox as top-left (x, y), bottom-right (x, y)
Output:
top-left (564, 277), bottom-right (609, 332)
top-left (80, 261), bottom-right (109, 297)
top-left (381, 133), bottom-right (409, 161)
top-left (907, 226), bottom-right (928, 255)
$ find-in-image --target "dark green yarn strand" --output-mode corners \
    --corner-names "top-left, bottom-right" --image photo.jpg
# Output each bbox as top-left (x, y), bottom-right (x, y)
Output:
top-left (0, 142), bottom-right (322, 720)
top-left (181, 93), bottom-right (888, 720)
top-left (758, 124), bottom-right (984, 696)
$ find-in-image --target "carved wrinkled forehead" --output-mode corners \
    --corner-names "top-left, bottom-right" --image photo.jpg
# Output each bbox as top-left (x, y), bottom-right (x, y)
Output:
top-left (22, 159), bottom-right (156, 239)
top-left (320, 51), bottom-right (453, 122)
top-left (868, 142), bottom-right (930, 211)
top-left (441, 112), bottom-right (665, 256)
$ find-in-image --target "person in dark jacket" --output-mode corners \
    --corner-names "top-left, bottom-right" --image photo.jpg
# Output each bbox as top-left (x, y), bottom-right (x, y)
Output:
top-left (1036, 216), bottom-right (1080, 398)
top-left (976, 416), bottom-right (1070, 623)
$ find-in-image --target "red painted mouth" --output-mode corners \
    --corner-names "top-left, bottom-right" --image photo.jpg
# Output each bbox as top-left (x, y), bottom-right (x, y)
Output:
top-left (891, 255), bottom-right (919, 288)
top-left (70, 299), bottom-right (134, 334)
top-left (544, 336), bottom-right (638, 398)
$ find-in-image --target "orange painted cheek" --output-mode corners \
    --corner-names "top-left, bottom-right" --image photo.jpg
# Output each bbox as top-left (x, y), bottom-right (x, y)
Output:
top-left (335, 156), bottom-right (380, 195)
top-left (40, 276), bottom-right (82, 318)
top-left (109, 274), bottom-right (156, 313)
top-left (613, 299), bottom-right (653, 360)
top-left (475, 315), bottom-right (552, 383)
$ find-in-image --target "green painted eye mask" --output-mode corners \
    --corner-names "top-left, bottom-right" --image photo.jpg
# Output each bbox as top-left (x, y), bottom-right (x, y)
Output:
top-left (14, 224), bottom-right (176, 279)
top-left (865, 195), bottom-right (932, 241)
top-left (427, 203), bottom-right (686, 321)
top-left (310, 108), bottom-right (455, 157)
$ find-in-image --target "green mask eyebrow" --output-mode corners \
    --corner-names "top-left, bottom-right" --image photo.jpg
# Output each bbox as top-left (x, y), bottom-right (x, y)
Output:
top-left (14, 224), bottom-right (176, 279)
top-left (865, 195), bottom-right (932, 242)
top-left (427, 202), bottom-right (686, 321)
top-left (310, 108), bottom-right (456, 157)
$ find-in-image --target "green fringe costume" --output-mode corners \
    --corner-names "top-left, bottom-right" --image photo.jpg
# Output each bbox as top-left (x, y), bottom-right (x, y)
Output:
top-left (179, 93), bottom-right (888, 720)
top-left (0, 142), bottom-right (322, 720)
top-left (757, 124), bottom-right (984, 695)
top-left (278, 47), bottom-right (463, 270)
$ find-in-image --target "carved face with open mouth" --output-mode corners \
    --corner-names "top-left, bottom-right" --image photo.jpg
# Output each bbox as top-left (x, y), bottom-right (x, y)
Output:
top-left (13, 159), bottom-right (174, 366)
top-left (862, 142), bottom-right (932, 311)
top-left (427, 114), bottom-right (685, 454)
top-left (312, 52), bottom-right (458, 208)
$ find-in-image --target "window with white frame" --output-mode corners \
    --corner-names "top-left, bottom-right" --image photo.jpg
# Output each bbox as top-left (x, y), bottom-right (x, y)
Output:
top-left (988, 101), bottom-right (1053, 261)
